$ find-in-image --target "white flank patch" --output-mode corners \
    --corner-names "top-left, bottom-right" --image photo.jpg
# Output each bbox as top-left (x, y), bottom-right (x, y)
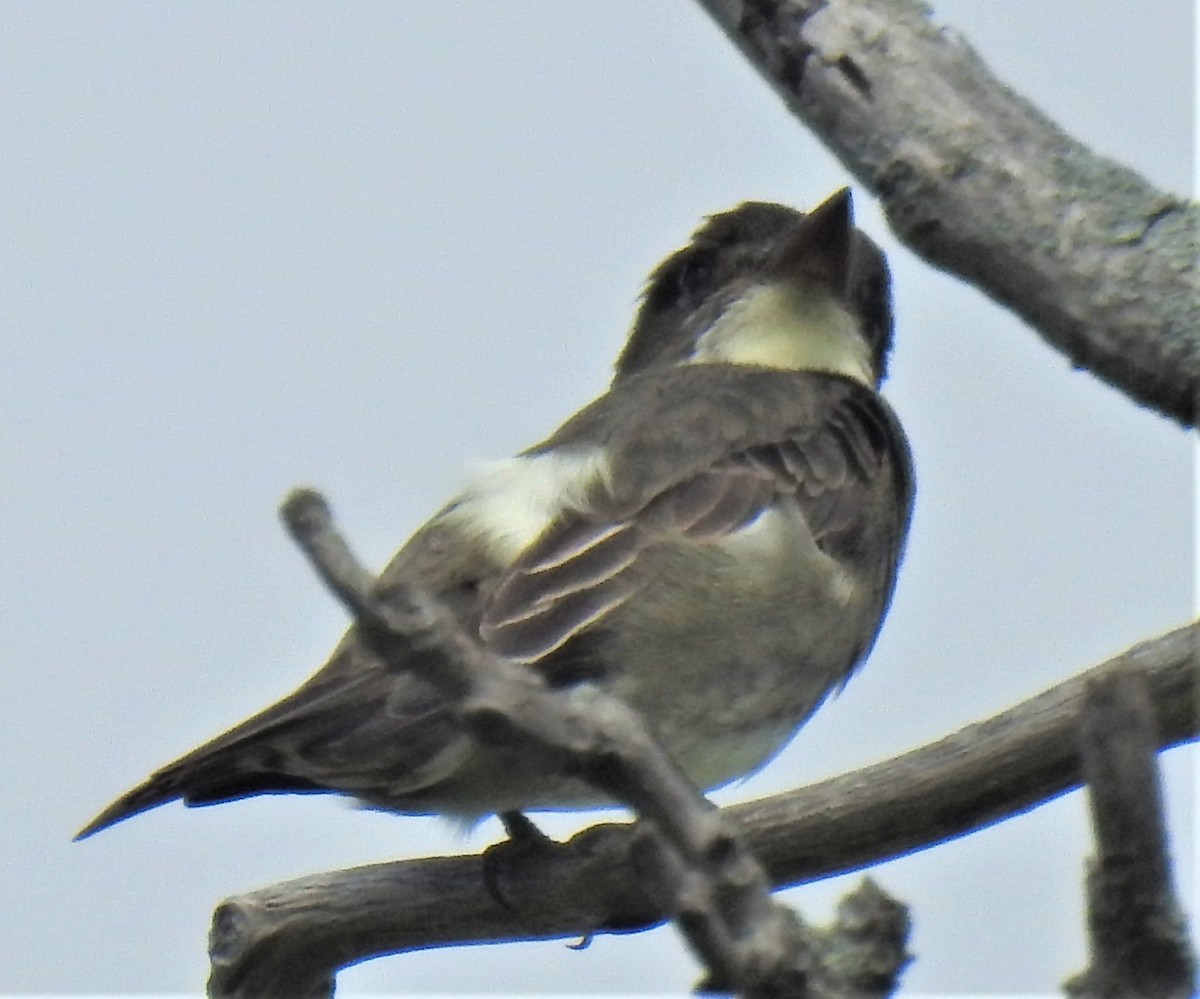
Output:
top-left (720, 508), bottom-right (857, 605)
top-left (692, 283), bottom-right (873, 385)
top-left (447, 448), bottom-right (612, 562)
top-left (718, 506), bottom-right (790, 554)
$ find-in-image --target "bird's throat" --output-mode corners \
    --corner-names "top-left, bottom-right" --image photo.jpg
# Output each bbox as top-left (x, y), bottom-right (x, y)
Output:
top-left (691, 284), bottom-right (873, 386)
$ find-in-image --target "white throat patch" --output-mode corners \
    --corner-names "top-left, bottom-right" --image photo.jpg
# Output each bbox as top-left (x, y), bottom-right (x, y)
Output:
top-left (691, 284), bottom-right (873, 386)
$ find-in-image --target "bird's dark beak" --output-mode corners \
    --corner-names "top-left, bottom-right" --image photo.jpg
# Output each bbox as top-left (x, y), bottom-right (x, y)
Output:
top-left (767, 187), bottom-right (854, 296)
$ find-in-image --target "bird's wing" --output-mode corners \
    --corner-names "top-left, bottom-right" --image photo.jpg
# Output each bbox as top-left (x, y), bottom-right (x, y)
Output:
top-left (480, 369), bottom-right (910, 668)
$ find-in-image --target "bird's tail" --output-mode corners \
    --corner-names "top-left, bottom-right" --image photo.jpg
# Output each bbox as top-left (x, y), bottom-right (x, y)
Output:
top-left (73, 745), bottom-right (328, 841)
top-left (74, 770), bottom-right (177, 840)
top-left (72, 668), bottom-right (364, 841)
top-left (73, 660), bottom-right (454, 841)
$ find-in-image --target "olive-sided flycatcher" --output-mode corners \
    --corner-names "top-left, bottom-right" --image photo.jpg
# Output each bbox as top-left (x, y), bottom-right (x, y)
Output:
top-left (77, 189), bottom-right (913, 838)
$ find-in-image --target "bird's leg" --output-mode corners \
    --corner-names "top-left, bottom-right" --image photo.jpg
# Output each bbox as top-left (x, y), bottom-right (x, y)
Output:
top-left (499, 810), bottom-right (553, 848)
top-left (482, 810), bottom-right (563, 911)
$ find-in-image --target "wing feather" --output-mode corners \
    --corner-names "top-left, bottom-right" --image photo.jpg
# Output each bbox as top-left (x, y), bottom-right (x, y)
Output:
top-left (481, 385), bottom-right (902, 670)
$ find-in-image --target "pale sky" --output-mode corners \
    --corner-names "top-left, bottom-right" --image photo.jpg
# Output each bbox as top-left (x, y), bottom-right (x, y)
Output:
top-left (2, 1), bottom-right (1194, 994)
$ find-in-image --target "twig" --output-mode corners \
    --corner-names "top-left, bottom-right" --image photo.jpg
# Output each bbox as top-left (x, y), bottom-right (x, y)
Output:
top-left (694, 0), bottom-right (1199, 425)
top-left (1064, 670), bottom-right (1197, 998)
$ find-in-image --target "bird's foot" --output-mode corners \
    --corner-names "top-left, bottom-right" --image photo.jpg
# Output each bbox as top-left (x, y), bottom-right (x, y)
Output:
top-left (482, 810), bottom-right (564, 911)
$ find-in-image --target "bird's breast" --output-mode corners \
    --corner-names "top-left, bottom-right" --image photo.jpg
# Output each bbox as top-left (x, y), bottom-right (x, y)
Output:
top-left (593, 504), bottom-right (871, 785)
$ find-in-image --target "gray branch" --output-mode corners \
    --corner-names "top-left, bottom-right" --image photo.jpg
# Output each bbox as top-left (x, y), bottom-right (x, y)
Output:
top-left (695, 0), bottom-right (1200, 426)
top-left (1064, 671), bottom-right (1197, 998)
top-left (208, 619), bottom-right (1197, 994)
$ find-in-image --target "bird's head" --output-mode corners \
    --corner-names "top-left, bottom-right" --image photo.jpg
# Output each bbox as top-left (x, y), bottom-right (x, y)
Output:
top-left (614, 190), bottom-right (894, 388)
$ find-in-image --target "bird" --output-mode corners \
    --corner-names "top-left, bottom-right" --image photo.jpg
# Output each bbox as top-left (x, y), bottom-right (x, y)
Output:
top-left (76, 189), bottom-right (913, 840)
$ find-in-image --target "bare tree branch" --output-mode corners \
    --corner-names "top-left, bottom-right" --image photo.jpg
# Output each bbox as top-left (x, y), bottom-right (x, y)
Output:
top-left (208, 620), bottom-right (1197, 993)
top-left (1064, 671), bottom-right (1197, 998)
top-left (695, 0), bottom-right (1200, 426)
